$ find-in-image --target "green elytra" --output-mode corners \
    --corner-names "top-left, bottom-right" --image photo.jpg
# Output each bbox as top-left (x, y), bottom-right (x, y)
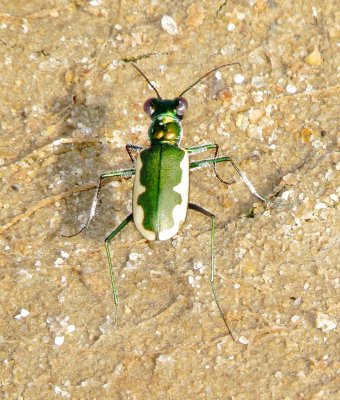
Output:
top-left (136, 144), bottom-right (186, 237)
top-left (65, 62), bottom-right (272, 341)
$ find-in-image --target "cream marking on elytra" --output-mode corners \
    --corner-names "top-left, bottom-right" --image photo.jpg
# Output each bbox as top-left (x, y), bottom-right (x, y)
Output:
top-left (158, 151), bottom-right (189, 240)
top-left (132, 155), bottom-right (156, 240)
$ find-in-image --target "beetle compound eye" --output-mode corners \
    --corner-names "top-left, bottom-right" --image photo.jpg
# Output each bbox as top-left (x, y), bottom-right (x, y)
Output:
top-left (176, 97), bottom-right (188, 116)
top-left (143, 98), bottom-right (155, 116)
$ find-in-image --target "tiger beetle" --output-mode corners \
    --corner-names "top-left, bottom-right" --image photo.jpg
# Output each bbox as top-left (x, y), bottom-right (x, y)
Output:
top-left (66, 62), bottom-right (271, 341)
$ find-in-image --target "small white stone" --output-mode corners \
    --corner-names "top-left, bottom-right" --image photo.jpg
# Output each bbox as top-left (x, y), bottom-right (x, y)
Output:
top-left (54, 386), bottom-right (62, 395)
top-left (248, 48), bottom-right (266, 65)
top-left (252, 90), bottom-right (264, 103)
top-left (54, 335), bottom-right (65, 346)
top-left (61, 251), bottom-right (69, 259)
top-left (15, 308), bottom-right (30, 319)
top-left (161, 15), bottom-right (178, 35)
top-left (286, 84), bottom-right (297, 94)
top-left (234, 283), bottom-right (240, 289)
top-left (281, 190), bottom-right (294, 200)
top-left (249, 125), bottom-right (263, 141)
top-left (227, 23), bottom-right (235, 31)
top-left (293, 297), bottom-right (302, 306)
top-left (21, 309), bottom-right (30, 317)
top-left (157, 354), bottom-right (174, 364)
top-left (114, 363), bottom-right (124, 375)
top-left (193, 261), bottom-right (203, 270)
top-left (316, 313), bottom-right (337, 332)
top-left (67, 324), bottom-right (76, 333)
top-left (129, 252), bottom-right (139, 261)
top-left (315, 202), bottom-right (327, 210)
top-left (291, 315), bottom-right (300, 323)
top-left (329, 194), bottom-right (338, 202)
top-left (54, 257), bottom-right (64, 267)
top-left (251, 76), bottom-right (266, 88)
top-left (238, 336), bottom-right (250, 345)
top-left (215, 71), bottom-right (222, 80)
top-left (234, 73), bottom-right (245, 84)
top-left (220, 44), bottom-right (236, 56)
top-left (103, 73), bottom-right (112, 83)
top-left (125, 261), bottom-right (137, 270)
top-left (297, 371), bottom-right (306, 379)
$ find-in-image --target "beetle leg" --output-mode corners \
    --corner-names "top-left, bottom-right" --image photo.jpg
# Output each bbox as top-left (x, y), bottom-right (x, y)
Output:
top-left (190, 156), bottom-right (271, 204)
top-left (63, 168), bottom-right (135, 238)
top-left (186, 143), bottom-right (235, 185)
top-left (126, 144), bottom-right (145, 164)
top-left (188, 203), bottom-right (236, 341)
top-left (186, 143), bottom-right (218, 155)
top-left (105, 213), bottom-right (134, 325)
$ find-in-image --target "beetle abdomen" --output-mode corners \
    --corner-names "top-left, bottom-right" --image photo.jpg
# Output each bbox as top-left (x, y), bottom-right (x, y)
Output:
top-left (133, 143), bottom-right (189, 241)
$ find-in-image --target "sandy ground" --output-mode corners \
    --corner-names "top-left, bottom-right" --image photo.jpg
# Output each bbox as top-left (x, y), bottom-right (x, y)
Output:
top-left (0, 1), bottom-right (339, 399)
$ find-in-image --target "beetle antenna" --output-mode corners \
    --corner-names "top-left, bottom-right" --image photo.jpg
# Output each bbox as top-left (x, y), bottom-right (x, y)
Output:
top-left (178, 62), bottom-right (241, 98)
top-left (131, 63), bottom-right (162, 99)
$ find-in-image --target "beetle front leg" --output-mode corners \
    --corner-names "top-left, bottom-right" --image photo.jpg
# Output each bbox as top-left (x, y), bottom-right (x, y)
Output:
top-left (186, 143), bottom-right (218, 155)
top-left (126, 144), bottom-right (145, 164)
top-left (63, 167), bottom-right (135, 238)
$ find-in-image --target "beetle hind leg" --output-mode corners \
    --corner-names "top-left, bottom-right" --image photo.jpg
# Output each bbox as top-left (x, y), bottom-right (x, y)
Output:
top-left (188, 203), bottom-right (236, 341)
top-left (105, 213), bottom-right (134, 325)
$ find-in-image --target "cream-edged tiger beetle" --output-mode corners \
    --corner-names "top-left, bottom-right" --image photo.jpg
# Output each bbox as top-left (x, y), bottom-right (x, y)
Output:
top-left (66, 63), bottom-right (271, 340)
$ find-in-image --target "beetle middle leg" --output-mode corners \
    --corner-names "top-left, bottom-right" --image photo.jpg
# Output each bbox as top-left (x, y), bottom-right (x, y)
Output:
top-left (186, 143), bottom-right (235, 185)
top-left (190, 155), bottom-right (272, 204)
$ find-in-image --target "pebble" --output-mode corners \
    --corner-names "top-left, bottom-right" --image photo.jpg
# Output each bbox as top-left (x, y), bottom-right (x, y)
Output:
top-left (286, 84), bottom-right (297, 94)
top-left (234, 73), bottom-right (244, 84)
top-left (161, 16), bottom-right (178, 35)
top-left (304, 47), bottom-right (323, 66)
top-left (316, 313), bottom-right (337, 332)
top-left (54, 335), bottom-right (65, 346)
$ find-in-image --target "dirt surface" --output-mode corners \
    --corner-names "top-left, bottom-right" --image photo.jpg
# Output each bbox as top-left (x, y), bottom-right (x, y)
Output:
top-left (0, 1), bottom-right (339, 399)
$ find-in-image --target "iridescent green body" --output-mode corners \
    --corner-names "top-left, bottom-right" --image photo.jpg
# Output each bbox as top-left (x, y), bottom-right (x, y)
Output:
top-left (132, 99), bottom-right (189, 241)
top-left (70, 63), bottom-right (269, 341)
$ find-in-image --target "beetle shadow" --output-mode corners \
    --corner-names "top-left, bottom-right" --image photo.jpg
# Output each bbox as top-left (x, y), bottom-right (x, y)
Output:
top-left (47, 90), bottom-right (135, 241)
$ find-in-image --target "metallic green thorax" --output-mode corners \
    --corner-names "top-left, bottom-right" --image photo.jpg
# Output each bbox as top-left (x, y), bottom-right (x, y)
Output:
top-left (137, 143), bottom-right (186, 235)
top-left (147, 99), bottom-right (183, 144)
